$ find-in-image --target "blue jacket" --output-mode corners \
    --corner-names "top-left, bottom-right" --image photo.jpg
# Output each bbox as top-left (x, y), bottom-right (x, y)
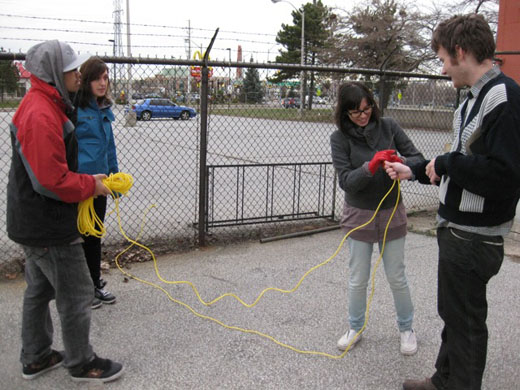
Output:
top-left (76, 99), bottom-right (119, 175)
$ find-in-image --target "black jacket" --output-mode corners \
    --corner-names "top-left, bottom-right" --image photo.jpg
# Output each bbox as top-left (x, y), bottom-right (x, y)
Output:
top-left (412, 71), bottom-right (520, 227)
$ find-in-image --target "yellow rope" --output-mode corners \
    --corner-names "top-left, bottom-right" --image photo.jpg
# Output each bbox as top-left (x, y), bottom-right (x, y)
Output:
top-left (109, 175), bottom-right (401, 359)
top-left (77, 172), bottom-right (134, 238)
top-left (150, 180), bottom-right (399, 309)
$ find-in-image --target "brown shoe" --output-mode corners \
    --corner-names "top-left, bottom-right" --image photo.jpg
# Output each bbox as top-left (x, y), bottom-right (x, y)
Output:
top-left (402, 377), bottom-right (436, 390)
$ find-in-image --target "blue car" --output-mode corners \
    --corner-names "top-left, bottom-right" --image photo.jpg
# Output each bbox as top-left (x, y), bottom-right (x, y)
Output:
top-left (130, 98), bottom-right (197, 121)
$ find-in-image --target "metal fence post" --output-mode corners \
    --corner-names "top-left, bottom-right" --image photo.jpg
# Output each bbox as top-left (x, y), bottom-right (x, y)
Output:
top-left (379, 73), bottom-right (386, 116)
top-left (197, 29), bottom-right (219, 246)
top-left (198, 65), bottom-right (209, 246)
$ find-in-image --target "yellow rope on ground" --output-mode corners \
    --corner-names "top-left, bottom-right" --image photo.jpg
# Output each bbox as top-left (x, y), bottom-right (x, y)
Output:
top-left (77, 172), bottom-right (134, 238)
top-left (151, 180), bottom-right (399, 309)
top-left (109, 175), bottom-right (401, 359)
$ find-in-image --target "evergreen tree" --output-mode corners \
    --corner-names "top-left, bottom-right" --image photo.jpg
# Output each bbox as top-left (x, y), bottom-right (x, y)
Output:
top-left (0, 58), bottom-right (19, 101)
top-left (240, 67), bottom-right (263, 104)
top-left (270, 1), bottom-right (332, 83)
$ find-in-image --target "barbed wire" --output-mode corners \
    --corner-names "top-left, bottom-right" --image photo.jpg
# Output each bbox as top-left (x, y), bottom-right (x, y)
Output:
top-left (0, 36), bottom-right (281, 58)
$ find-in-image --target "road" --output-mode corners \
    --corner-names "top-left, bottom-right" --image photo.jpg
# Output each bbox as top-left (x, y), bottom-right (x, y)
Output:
top-left (1, 229), bottom-right (519, 389)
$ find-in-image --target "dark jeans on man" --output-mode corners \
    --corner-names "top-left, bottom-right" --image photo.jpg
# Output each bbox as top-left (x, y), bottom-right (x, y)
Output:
top-left (82, 195), bottom-right (107, 288)
top-left (431, 227), bottom-right (503, 390)
top-left (21, 243), bottom-right (95, 369)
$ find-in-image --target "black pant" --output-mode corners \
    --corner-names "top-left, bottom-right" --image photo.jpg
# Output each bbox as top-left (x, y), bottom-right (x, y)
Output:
top-left (82, 195), bottom-right (107, 289)
top-left (432, 227), bottom-right (503, 390)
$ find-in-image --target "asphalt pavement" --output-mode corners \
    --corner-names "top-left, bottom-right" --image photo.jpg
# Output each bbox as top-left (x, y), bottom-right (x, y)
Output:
top-left (1, 229), bottom-right (519, 390)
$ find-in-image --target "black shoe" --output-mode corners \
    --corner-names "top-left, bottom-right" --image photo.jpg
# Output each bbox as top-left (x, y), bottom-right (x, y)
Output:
top-left (91, 297), bottom-right (103, 309)
top-left (403, 378), bottom-right (437, 390)
top-left (70, 354), bottom-right (124, 383)
top-left (22, 350), bottom-right (63, 380)
top-left (98, 278), bottom-right (107, 289)
top-left (95, 287), bottom-right (116, 304)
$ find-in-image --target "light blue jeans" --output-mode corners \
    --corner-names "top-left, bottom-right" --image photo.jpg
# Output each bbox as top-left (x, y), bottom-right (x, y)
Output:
top-left (347, 236), bottom-right (414, 332)
top-left (20, 243), bottom-right (95, 369)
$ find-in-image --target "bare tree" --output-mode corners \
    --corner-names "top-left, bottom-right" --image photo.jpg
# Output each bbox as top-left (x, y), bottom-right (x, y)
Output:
top-left (321, 0), bottom-right (436, 72)
top-left (422, 0), bottom-right (499, 34)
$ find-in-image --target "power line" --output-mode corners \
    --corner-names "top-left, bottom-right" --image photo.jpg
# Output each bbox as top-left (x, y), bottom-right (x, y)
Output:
top-left (0, 25), bottom-right (277, 46)
top-left (0, 13), bottom-right (277, 38)
top-left (0, 12), bottom-right (283, 61)
top-left (0, 37), bottom-right (185, 49)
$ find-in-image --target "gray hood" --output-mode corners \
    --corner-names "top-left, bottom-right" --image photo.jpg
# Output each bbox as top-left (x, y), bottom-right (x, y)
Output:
top-left (25, 40), bottom-right (89, 111)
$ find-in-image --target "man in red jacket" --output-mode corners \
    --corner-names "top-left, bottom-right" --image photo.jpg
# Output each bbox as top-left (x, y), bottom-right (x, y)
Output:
top-left (7, 40), bottom-right (124, 384)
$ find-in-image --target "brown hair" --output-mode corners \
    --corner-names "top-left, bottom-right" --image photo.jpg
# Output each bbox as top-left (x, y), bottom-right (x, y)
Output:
top-left (76, 57), bottom-right (112, 108)
top-left (431, 14), bottom-right (495, 63)
top-left (334, 81), bottom-right (380, 128)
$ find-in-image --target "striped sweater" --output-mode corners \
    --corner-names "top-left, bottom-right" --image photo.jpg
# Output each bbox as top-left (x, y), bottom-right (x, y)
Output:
top-left (413, 67), bottom-right (520, 227)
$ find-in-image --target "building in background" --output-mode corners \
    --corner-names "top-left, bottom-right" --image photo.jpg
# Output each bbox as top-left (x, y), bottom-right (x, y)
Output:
top-left (496, 0), bottom-right (520, 235)
top-left (496, 0), bottom-right (520, 83)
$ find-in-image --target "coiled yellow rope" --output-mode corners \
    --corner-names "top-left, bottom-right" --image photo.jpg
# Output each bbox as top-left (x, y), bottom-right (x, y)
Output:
top-left (77, 172), bottom-right (134, 238)
top-left (108, 176), bottom-right (401, 359)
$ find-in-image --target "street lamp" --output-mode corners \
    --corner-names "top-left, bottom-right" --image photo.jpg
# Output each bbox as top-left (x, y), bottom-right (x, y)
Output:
top-left (108, 39), bottom-right (117, 95)
top-left (271, 0), bottom-right (305, 116)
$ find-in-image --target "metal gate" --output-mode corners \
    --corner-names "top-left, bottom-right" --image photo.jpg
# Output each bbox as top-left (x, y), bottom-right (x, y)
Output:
top-left (205, 163), bottom-right (336, 230)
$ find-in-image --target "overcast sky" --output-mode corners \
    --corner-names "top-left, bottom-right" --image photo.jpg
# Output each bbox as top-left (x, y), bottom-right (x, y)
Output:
top-left (0, 0), bottom-right (442, 63)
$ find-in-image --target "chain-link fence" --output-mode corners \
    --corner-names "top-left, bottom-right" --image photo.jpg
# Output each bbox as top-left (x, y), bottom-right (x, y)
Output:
top-left (0, 52), bottom-right (457, 267)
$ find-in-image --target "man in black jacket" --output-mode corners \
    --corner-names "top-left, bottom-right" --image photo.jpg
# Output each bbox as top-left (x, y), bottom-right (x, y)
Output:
top-left (385, 14), bottom-right (520, 390)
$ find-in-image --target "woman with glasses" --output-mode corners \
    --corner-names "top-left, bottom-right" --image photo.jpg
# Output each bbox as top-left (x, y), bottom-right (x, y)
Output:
top-left (330, 81), bottom-right (424, 355)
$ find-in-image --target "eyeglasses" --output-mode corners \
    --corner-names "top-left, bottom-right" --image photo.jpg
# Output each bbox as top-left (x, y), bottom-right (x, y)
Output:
top-left (348, 105), bottom-right (373, 118)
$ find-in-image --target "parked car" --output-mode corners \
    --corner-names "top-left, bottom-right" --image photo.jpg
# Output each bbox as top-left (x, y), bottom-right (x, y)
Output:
top-left (187, 92), bottom-right (200, 102)
top-left (304, 95), bottom-right (328, 106)
top-left (129, 98), bottom-right (197, 121)
top-left (281, 97), bottom-right (301, 109)
top-left (313, 96), bottom-right (327, 105)
top-left (131, 93), bottom-right (161, 100)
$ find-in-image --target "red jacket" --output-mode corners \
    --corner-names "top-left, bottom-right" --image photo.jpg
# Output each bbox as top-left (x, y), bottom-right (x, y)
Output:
top-left (7, 76), bottom-right (96, 246)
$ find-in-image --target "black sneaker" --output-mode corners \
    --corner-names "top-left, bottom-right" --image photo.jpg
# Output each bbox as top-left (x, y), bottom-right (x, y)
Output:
top-left (22, 350), bottom-right (63, 380)
top-left (95, 287), bottom-right (116, 304)
top-left (70, 354), bottom-right (124, 383)
top-left (98, 278), bottom-right (107, 289)
top-left (91, 297), bottom-right (102, 309)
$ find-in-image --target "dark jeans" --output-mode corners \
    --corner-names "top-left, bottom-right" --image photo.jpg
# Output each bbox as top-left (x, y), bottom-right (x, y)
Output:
top-left (82, 195), bottom-right (107, 288)
top-left (432, 227), bottom-right (503, 390)
top-left (21, 243), bottom-right (94, 369)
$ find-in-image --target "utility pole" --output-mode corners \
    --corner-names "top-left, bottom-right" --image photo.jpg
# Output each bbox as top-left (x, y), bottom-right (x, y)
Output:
top-left (125, 0), bottom-right (132, 101)
top-left (112, 0), bottom-right (124, 96)
top-left (226, 47), bottom-right (231, 108)
top-left (186, 20), bottom-right (191, 96)
top-left (108, 39), bottom-right (116, 94)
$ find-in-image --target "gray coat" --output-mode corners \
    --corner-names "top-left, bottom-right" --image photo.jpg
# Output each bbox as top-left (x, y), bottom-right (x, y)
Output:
top-left (330, 117), bottom-right (424, 210)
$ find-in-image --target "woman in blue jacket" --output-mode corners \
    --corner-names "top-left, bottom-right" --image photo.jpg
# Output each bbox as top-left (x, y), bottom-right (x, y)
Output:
top-left (75, 57), bottom-right (119, 308)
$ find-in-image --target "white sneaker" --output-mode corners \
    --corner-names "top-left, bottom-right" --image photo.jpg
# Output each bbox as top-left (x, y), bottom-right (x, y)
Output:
top-left (337, 329), bottom-right (362, 351)
top-left (400, 329), bottom-right (418, 355)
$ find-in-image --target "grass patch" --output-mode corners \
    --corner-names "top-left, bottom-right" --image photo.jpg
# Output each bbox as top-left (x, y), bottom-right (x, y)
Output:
top-left (0, 100), bottom-right (20, 109)
top-left (209, 106), bottom-right (335, 123)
